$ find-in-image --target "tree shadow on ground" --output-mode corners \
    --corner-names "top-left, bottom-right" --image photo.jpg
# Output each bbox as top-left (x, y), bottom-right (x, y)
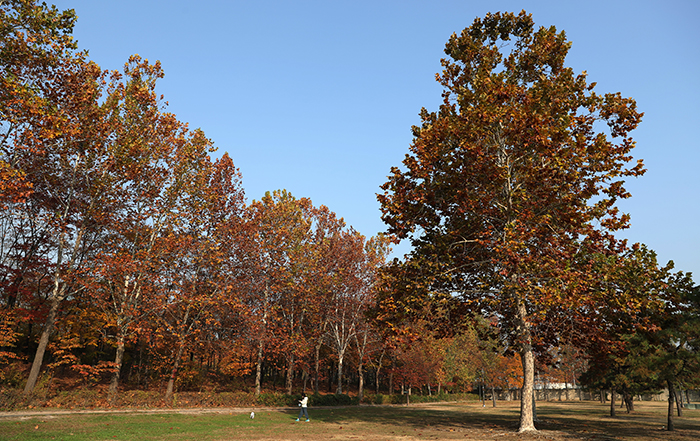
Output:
top-left (283, 402), bottom-right (700, 440)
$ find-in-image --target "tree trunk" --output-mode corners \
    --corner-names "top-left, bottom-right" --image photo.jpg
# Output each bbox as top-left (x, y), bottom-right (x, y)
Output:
top-left (492, 385), bottom-right (497, 407)
top-left (358, 359), bottom-right (364, 402)
top-left (624, 390), bottom-right (634, 412)
top-left (667, 380), bottom-right (675, 431)
top-left (286, 353), bottom-right (295, 395)
top-left (610, 390), bottom-right (616, 417)
top-left (336, 354), bottom-right (344, 394)
top-left (314, 343), bottom-right (321, 394)
top-left (376, 346), bottom-right (385, 394)
top-left (675, 385), bottom-right (683, 417)
top-left (254, 286), bottom-right (271, 398)
top-left (165, 341), bottom-right (186, 402)
top-left (533, 391), bottom-right (538, 422)
top-left (255, 340), bottom-right (264, 397)
top-left (24, 285), bottom-right (63, 394)
top-left (517, 301), bottom-right (536, 432)
top-left (109, 335), bottom-right (126, 400)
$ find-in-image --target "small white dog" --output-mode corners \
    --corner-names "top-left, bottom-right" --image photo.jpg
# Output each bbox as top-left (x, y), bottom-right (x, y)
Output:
top-left (250, 411), bottom-right (255, 419)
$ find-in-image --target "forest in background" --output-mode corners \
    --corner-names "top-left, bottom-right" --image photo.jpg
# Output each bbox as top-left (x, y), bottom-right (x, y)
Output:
top-left (1, 3), bottom-right (699, 432)
top-left (0, 1), bottom-right (526, 404)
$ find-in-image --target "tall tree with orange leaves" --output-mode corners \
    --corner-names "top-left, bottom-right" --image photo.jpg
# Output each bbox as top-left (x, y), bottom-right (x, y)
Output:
top-left (379, 11), bottom-right (645, 432)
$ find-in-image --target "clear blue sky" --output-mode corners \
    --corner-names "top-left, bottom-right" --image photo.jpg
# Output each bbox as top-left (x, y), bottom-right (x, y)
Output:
top-left (51, 0), bottom-right (699, 280)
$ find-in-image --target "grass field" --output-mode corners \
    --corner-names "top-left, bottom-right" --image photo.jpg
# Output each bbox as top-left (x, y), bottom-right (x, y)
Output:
top-left (0, 400), bottom-right (698, 440)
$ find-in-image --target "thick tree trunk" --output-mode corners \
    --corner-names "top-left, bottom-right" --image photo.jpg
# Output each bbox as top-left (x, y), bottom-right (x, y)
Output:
top-left (667, 380), bottom-right (675, 431)
top-left (610, 390), bottom-right (616, 417)
top-left (109, 335), bottom-right (126, 400)
top-left (517, 301), bottom-right (536, 432)
top-left (336, 354), bottom-right (344, 394)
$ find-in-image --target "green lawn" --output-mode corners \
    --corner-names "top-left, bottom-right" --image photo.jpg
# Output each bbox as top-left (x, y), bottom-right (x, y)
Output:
top-left (0, 401), bottom-right (698, 440)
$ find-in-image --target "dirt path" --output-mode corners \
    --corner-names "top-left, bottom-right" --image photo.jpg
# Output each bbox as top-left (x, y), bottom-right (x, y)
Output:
top-left (0, 406), bottom-right (286, 419)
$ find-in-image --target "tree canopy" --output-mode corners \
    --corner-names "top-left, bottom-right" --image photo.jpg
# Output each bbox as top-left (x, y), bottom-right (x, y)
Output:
top-left (379, 10), bottom-right (645, 432)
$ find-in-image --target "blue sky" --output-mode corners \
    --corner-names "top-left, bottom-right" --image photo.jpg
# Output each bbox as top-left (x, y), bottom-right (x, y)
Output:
top-left (50, 0), bottom-right (699, 279)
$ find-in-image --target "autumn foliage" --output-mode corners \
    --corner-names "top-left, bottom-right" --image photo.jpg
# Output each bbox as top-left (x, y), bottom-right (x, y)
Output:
top-left (1, 4), bottom-right (697, 430)
top-left (0, 1), bottom-right (400, 402)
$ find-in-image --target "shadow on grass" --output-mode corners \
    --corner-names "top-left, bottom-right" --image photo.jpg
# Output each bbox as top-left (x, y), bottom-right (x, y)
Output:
top-left (286, 402), bottom-right (522, 432)
top-left (283, 401), bottom-right (700, 440)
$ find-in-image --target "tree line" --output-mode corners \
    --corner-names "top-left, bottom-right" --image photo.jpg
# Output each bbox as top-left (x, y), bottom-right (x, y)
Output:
top-left (2, 2), bottom-right (699, 434)
top-left (0, 0), bottom-right (396, 402)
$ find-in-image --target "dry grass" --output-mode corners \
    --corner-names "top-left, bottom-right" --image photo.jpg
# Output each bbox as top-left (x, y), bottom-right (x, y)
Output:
top-left (0, 400), bottom-right (698, 440)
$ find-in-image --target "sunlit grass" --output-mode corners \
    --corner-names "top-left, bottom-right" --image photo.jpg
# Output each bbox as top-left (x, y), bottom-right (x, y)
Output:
top-left (1, 400), bottom-right (698, 440)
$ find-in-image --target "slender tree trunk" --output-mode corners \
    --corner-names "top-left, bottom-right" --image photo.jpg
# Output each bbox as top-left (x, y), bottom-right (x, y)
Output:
top-left (254, 286), bottom-right (269, 398)
top-left (24, 292), bottom-right (61, 394)
top-left (24, 285), bottom-right (63, 394)
top-left (109, 335), bottom-right (126, 400)
top-left (314, 343), bottom-right (321, 394)
top-left (358, 360), bottom-right (364, 402)
top-left (165, 341), bottom-right (186, 402)
top-left (24, 217), bottom-right (88, 394)
top-left (286, 353), bottom-right (295, 395)
top-left (675, 385), bottom-right (683, 417)
top-left (255, 340), bottom-right (264, 397)
top-left (376, 346), bottom-right (385, 394)
top-left (492, 385), bottom-right (497, 407)
top-left (517, 300), bottom-right (536, 432)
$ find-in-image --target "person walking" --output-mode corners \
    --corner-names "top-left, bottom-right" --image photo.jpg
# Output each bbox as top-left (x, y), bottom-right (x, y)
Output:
top-left (296, 393), bottom-right (309, 422)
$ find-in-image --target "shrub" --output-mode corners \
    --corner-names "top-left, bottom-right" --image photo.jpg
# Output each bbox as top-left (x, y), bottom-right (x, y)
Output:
top-left (309, 393), bottom-right (357, 406)
top-left (255, 392), bottom-right (293, 407)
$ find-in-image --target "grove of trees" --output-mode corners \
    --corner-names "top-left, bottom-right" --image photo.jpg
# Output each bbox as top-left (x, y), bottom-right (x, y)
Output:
top-left (1, 2), bottom-right (698, 435)
top-left (0, 0), bottom-right (397, 403)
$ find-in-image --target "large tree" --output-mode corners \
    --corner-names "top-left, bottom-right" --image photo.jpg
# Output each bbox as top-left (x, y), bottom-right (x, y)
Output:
top-left (379, 11), bottom-right (644, 432)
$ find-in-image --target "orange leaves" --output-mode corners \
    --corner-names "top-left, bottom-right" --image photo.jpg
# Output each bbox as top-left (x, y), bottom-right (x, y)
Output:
top-left (0, 161), bottom-right (32, 209)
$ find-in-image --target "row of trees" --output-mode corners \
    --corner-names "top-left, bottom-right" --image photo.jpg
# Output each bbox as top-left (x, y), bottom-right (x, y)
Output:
top-left (0, 0), bottom-right (396, 402)
top-left (2, 2), bottom-right (698, 434)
